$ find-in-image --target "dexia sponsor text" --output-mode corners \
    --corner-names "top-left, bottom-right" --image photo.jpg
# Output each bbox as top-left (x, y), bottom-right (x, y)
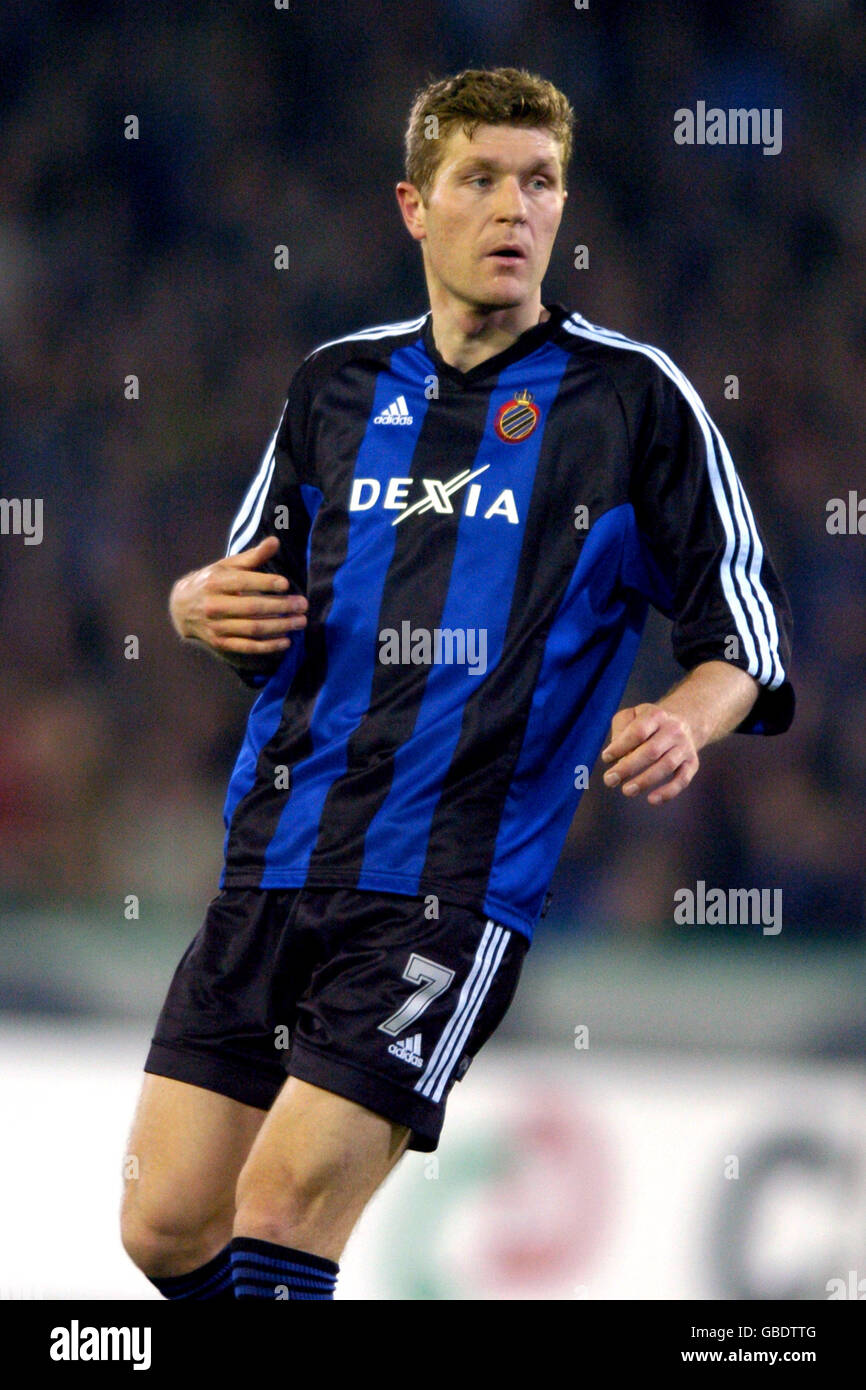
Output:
top-left (50, 1321), bottom-right (152, 1371)
top-left (674, 880), bottom-right (782, 934)
top-left (350, 467), bottom-right (519, 525)
top-left (379, 621), bottom-right (488, 675)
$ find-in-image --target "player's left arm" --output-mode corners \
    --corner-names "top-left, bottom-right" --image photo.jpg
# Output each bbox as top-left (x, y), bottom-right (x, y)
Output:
top-left (609, 357), bottom-right (796, 805)
top-left (601, 659), bottom-right (759, 805)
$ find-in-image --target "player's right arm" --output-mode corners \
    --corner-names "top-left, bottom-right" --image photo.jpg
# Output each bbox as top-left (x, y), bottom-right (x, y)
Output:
top-left (168, 534), bottom-right (308, 674)
top-left (170, 358), bottom-right (318, 679)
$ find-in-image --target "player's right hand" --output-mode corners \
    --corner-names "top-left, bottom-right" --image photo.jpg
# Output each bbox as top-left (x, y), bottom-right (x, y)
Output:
top-left (168, 535), bottom-right (308, 660)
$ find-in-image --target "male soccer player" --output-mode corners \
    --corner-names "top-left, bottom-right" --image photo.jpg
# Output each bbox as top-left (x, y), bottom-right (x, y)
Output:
top-left (121, 67), bottom-right (794, 1301)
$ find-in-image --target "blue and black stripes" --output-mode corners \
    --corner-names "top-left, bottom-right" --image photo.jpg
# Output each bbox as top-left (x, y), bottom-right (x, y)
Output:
top-left (230, 1236), bottom-right (339, 1300)
top-left (146, 1237), bottom-right (339, 1300)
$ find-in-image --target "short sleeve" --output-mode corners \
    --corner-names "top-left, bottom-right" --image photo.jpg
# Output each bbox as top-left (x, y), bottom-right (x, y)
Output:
top-left (226, 360), bottom-right (319, 590)
top-left (223, 364), bottom-right (320, 688)
top-left (624, 362), bottom-right (794, 735)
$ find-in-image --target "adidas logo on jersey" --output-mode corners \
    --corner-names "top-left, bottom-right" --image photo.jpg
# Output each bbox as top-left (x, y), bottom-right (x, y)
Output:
top-left (387, 1032), bottom-right (424, 1067)
top-left (374, 395), bottom-right (413, 425)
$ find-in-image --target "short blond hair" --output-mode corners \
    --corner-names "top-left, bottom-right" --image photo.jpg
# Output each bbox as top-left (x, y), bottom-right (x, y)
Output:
top-left (405, 67), bottom-right (575, 200)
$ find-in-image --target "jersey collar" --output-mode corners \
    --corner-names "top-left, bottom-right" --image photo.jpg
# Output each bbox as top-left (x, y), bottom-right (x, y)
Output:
top-left (420, 302), bottom-right (569, 386)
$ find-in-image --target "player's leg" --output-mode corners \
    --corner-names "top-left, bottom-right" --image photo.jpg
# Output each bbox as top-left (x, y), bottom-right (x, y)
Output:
top-left (233, 1076), bottom-right (411, 1262)
top-left (120, 1074), bottom-right (267, 1279)
top-left (226, 890), bottom-right (528, 1299)
top-left (122, 885), bottom-right (298, 1296)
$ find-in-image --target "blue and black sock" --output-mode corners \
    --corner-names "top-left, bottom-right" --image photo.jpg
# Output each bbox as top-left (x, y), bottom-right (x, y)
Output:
top-left (147, 1242), bottom-right (234, 1301)
top-left (230, 1236), bottom-right (339, 1300)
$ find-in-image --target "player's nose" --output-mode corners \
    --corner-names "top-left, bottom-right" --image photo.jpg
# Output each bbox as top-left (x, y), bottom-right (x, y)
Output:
top-left (494, 175), bottom-right (528, 220)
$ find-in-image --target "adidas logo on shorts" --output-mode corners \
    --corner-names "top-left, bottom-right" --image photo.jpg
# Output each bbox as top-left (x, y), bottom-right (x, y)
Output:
top-left (374, 395), bottom-right (413, 425)
top-left (387, 1032), bottom-right (424, 1067)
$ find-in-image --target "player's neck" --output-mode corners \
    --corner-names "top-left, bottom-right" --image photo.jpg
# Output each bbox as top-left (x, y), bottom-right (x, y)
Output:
top-left (427, 293), bottom-right (549, 375)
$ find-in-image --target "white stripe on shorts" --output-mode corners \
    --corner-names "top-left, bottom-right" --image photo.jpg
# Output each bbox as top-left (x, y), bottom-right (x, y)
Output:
top-left (415, 920), bottom-right (510, 1104)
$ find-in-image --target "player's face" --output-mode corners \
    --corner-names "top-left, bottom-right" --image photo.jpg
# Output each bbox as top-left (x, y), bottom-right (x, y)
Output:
top-left (416, 124), bottom-right (566, 314)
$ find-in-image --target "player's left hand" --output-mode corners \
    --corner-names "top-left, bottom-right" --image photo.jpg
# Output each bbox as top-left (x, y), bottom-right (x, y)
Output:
top-left (600, 703), bottom-right (699, 805)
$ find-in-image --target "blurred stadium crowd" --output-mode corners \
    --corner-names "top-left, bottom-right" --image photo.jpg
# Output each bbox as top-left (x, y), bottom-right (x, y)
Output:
top-left (1, 0), bottom-right (863, 934)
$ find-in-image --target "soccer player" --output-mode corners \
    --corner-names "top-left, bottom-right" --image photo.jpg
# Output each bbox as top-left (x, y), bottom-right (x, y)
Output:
top-left (120, 67), bottom-right (794, 1301)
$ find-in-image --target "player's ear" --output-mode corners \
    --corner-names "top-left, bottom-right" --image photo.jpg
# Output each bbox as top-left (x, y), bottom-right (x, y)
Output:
top-left (395, 181), bottom-right (427, 242)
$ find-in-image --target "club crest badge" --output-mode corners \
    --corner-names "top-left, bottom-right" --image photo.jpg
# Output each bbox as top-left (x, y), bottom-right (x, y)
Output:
top-left (494, 389), bottom-right (541, 443)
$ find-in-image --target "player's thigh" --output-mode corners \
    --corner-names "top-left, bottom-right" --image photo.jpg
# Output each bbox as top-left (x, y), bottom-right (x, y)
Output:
top-left (123, 1074), bottom-right (267, 1235)
top-left (235, 1077), bottom-right (410, 1237)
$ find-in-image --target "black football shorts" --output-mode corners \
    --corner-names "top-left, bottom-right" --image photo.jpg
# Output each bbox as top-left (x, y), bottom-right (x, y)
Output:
top-left (144, 886), bottom-right (528, 1152)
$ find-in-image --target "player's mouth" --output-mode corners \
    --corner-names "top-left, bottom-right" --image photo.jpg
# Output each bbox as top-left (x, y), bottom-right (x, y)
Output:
top-left (486, 244), bottom-right (527, 264)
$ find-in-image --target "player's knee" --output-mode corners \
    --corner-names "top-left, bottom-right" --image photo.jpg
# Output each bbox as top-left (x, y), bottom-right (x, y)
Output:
top-left (120, 1205), bottom-right (176, 1276)
top-left (120, 1197), bottom-right (227, 1278)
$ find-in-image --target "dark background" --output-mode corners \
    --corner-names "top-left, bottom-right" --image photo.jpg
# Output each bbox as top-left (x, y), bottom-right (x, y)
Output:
top-left (1, 0), bottom-right (864, 940)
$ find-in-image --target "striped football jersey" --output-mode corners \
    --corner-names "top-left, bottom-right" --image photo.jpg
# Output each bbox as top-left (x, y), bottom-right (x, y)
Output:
top-left (217, 303), bottom-right (794, 940)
